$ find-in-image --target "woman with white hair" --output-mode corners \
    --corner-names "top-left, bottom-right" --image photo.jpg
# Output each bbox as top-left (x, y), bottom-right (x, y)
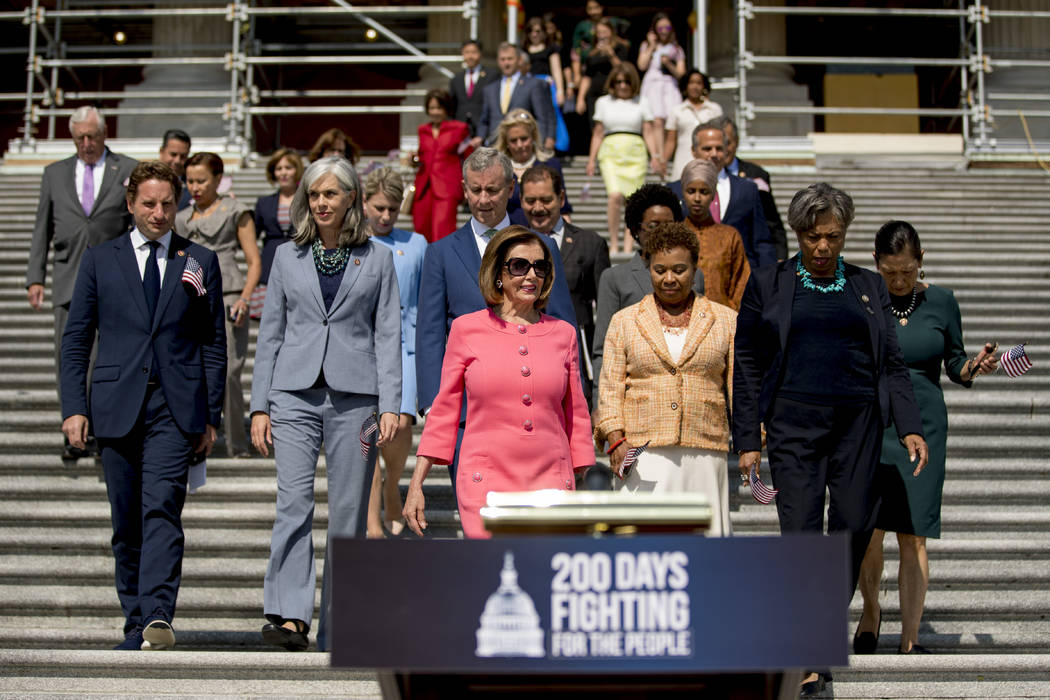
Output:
top-left (250, 156), bottom-right (402, 652)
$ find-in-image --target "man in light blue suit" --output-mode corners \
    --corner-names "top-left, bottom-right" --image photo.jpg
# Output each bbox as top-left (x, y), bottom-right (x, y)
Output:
top-left (61, 161), bottom-right (226, 651)
top-left (415, 148), bottom-right (577, 488)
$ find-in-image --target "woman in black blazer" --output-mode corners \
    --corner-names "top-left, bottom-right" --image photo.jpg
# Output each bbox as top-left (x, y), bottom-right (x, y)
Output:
top-left (255, 149), bottom-right (304, 288)
top-left (732, 183), bottom-right (928, 696)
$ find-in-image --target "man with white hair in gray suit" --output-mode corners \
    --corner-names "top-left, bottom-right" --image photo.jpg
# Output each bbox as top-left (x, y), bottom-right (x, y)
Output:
top-left (26, 105), bottom-right (138, 459)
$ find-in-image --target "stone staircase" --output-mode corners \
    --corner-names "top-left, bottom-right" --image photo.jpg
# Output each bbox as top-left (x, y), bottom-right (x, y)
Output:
top-left (1, 161), bottom-right (1049, 698)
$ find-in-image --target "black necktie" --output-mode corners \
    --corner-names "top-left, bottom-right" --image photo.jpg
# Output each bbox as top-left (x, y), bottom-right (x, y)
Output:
top-left (143, 240), bottom-right (161, 320)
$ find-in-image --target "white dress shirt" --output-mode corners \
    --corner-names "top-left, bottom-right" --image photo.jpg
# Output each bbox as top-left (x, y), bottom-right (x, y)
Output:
top-left (716, 168), bottom-right (731, 221)
top-left (547, 218), bottom-right (565, 249)
top-left (74, 150), bottom-right (108, 203)
top-left (130, 227), bottom-right (172, 282)
top-left (470, 215), bottom-right (511, 259)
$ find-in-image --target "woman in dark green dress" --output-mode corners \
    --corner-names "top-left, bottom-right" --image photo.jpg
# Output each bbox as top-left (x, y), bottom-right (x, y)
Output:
top-left (854, 221), bottom-right (998, 655)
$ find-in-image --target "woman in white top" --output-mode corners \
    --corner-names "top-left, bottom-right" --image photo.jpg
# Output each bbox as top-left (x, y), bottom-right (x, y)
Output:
top-left (585, 63), bottom-right (660, 256)
top-left (663, 70), bottom-right (724, 181)
top-left (636, 13), bottom-right (686, 141)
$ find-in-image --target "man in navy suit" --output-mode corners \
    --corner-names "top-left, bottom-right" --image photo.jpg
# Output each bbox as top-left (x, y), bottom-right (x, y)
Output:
top-left (61, 161), bottom-right (226, 651)
top-left (449, 39), bottom-right (498, 143)
top-left (476, 42), bottom-right (557, 151)
top-left (668, 122), bottom-right (776, 269)
top-left (415, 149), bottom-right (577, 485)
top-left (157, 129), bottom-right (192, 211)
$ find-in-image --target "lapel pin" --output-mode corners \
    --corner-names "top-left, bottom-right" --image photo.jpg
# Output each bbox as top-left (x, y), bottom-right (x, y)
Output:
top-left (177, 250), bottom-right (185, 257)
top-left (861, 294), bottom-right (870, 303)
top-left (565, 236), bottom-right (573, 244)
top-left (397, 249), bottom-right (404, 256)
top-left (354, 258), bottom-right (361, 265)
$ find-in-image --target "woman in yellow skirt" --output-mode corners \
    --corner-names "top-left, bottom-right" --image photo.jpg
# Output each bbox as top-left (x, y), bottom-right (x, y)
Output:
top-left (586, 63), bottom-right (661, 255)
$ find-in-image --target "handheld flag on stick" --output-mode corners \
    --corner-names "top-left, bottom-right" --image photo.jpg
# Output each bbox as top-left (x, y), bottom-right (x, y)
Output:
top-left (1000, 343), bottom-right (1033, 378)
top-left (359, 414), bottom-right (378, 459)
top-left (749, 466), bottom-right (779, 505)
top-left (617, 440), bottom-right (650, 479)
top-left (181, 256), bottom-right (206, 297)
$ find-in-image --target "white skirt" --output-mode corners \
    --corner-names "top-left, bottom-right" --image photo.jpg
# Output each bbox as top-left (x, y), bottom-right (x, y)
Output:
top-left (617, 446), bottom-right (731, 536)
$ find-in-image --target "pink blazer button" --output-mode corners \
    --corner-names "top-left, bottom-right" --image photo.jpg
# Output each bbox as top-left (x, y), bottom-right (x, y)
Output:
top-left (517, 325), bottom-right (526, 334)
top-left (521, 366), bottom-right (531, 376)
top-left (564, 479), bottom-right (572, 488)
top-left (523, 419), bottom-right (533, 430)
top-left (518, 345), bottom-right (528, 355)
top-left (472, 472), bottom-right (482, 482)
top-left (522, 393), bottom-right (532, 404)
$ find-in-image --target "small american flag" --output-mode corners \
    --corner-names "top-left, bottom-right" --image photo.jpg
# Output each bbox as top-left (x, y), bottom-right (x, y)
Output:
top-left (359, 414), bottom-right (378, 459)
top-left (617, 440), bottom-right (650, 479)
top-left (181, 256), bottom-right (206, 297)
top-left (1000, 343), bottom-right (1033, 378)
top-left (749, 467), bottom-right (779, 505)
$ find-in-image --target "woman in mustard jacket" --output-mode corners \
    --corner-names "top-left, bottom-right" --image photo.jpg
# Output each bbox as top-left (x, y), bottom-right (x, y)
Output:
top-left (595, 221), bottom-right (736, 535)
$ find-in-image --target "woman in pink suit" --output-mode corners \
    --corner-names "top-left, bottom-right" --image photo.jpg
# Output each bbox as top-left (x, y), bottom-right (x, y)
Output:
top-left (414, 88), bottom-right (471, 242)
top-left (404, 226), bottom-right (594, 538)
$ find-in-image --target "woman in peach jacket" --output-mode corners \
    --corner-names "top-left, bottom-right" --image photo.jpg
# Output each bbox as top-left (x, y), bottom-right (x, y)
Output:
top-left (404, 226), bottom-right (593, 538)
top-left (595, 221), bottom-right (736, 535)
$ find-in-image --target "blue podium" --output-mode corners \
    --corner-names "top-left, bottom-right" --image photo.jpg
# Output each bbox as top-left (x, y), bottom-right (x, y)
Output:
top-left (330, 533), bottom-right (848, 698)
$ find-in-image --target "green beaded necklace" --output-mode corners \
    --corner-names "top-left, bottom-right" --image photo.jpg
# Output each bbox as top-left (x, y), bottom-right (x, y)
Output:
top-left (796, 256), bottom-right (846, 293)
top-left (312, 238), bottom-right (350, 276)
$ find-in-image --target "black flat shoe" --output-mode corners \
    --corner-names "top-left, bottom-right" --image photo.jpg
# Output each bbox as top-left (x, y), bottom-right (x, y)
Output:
top-left (852, 608), bottom-right (881, 654)
top-left (898, 643), bottom-right (932, 654)
top-left (799, 672), bottom-right (827, 698)
top-left (262, 621), bottom-right (309, 651)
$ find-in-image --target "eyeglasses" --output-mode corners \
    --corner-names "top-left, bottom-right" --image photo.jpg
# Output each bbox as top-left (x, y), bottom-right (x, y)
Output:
top-left (504, 257), bottom-right (551, 278)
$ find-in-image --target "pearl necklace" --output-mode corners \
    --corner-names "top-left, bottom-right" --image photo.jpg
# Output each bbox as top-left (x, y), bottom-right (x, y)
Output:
top-left (312, 239), bottom-right (350, 276)
top-left (890, 286), bottom-right (918, 327)
top-left (796, 256), bottom-right (846, 293)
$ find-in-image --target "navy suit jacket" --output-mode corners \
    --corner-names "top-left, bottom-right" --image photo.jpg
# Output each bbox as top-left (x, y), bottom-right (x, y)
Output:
top-left (731, 256), bottom-right (924, 453)
top-left (415, 222), bottom-right (578, 413)
top-left (669, 174), bottom-right (776, 269)
top-left (477, 73), bottom-right (557, 145)
top-left (60, 231), bottom-right (227, 438)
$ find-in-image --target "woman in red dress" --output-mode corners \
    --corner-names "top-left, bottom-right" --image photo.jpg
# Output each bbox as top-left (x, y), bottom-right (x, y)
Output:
top-left (414, 88), bottom-right (471, 242)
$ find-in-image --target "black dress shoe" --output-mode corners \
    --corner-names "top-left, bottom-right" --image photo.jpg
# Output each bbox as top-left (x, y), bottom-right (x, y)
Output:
top-left (853, 609), bottom-right (881, 654)
top-left (113, 627), bottom-right (143, 650)
top-left (262, 621), bottom-right (309, 651)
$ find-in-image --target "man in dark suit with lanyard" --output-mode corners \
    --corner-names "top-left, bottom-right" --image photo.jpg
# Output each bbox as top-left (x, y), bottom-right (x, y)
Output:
top-left (415, 148), bottom-right (577, 488)
top-left (26, 106), bottom-right (137, 459)
top-left (449, 39), bottom-right (498, 145)
top-left (61, 161), bottom-right (226, 651)
top-left (518, 163), bottom-right (609, 408)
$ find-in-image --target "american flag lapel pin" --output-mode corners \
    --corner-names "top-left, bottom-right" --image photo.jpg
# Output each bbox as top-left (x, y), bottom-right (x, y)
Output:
top-left (177, 250), bottom-right (185, 257)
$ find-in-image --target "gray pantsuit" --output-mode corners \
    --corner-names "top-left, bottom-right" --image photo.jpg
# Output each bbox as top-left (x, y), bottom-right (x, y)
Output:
top-left (251, 239), bottom-right (401, 652)
top-left (264, 388), bottom-right (377, 650)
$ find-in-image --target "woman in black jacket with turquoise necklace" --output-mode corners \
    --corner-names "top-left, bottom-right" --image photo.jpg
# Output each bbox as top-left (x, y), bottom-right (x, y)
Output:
top-left (732, 183), bottom-right (928, 697)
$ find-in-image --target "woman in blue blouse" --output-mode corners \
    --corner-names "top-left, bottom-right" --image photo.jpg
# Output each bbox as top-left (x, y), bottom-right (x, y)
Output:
top-left (362, 166), bottom-right (427, 537)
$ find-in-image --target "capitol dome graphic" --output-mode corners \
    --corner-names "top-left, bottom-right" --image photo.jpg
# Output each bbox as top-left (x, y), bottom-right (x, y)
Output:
top-left (475, 551), bottom-right (545, 658)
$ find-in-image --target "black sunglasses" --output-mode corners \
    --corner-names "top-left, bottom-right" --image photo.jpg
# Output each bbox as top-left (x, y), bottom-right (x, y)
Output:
top-left (504, 257), bottom-right (551, 278)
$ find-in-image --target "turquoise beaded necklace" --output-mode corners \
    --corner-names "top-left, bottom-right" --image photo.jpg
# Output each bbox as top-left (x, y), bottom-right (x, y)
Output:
top-left (312, 238), bottom-right (350, 276)
top-left (796, 256), bottom-right (846, 293)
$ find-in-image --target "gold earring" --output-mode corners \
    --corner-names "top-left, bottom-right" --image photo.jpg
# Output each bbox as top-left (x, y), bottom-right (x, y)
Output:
top-left (919, 270), bottom-right (925, 280)
top-left (496, 279), bottom-right (502, 288)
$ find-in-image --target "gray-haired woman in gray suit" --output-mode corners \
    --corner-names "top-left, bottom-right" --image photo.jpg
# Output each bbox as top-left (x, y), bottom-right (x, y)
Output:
top-left (250, 156), bottom-right (402, 652)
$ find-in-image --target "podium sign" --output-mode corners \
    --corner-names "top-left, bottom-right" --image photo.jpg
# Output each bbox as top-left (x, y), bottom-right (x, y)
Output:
top-left (330, 534), bottom-right (848, 672)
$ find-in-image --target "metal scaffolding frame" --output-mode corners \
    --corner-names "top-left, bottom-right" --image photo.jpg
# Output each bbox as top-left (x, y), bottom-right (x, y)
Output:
top-left (735, 0), bottom-right (1050, 157)
top-left (6, 0), bottom-right (480, 157)
top-left (4, 1), bottom-right (1048, 160)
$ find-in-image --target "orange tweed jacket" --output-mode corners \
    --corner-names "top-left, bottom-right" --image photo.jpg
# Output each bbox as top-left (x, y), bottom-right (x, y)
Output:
top-left (595, 294), bottom-right (736, 451)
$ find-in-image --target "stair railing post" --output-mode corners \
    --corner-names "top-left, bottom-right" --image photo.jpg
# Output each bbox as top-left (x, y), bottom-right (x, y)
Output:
top-left (736, 0), bottom-right (752, 140)
top-left (21, 0), bottom-right (40, 149)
